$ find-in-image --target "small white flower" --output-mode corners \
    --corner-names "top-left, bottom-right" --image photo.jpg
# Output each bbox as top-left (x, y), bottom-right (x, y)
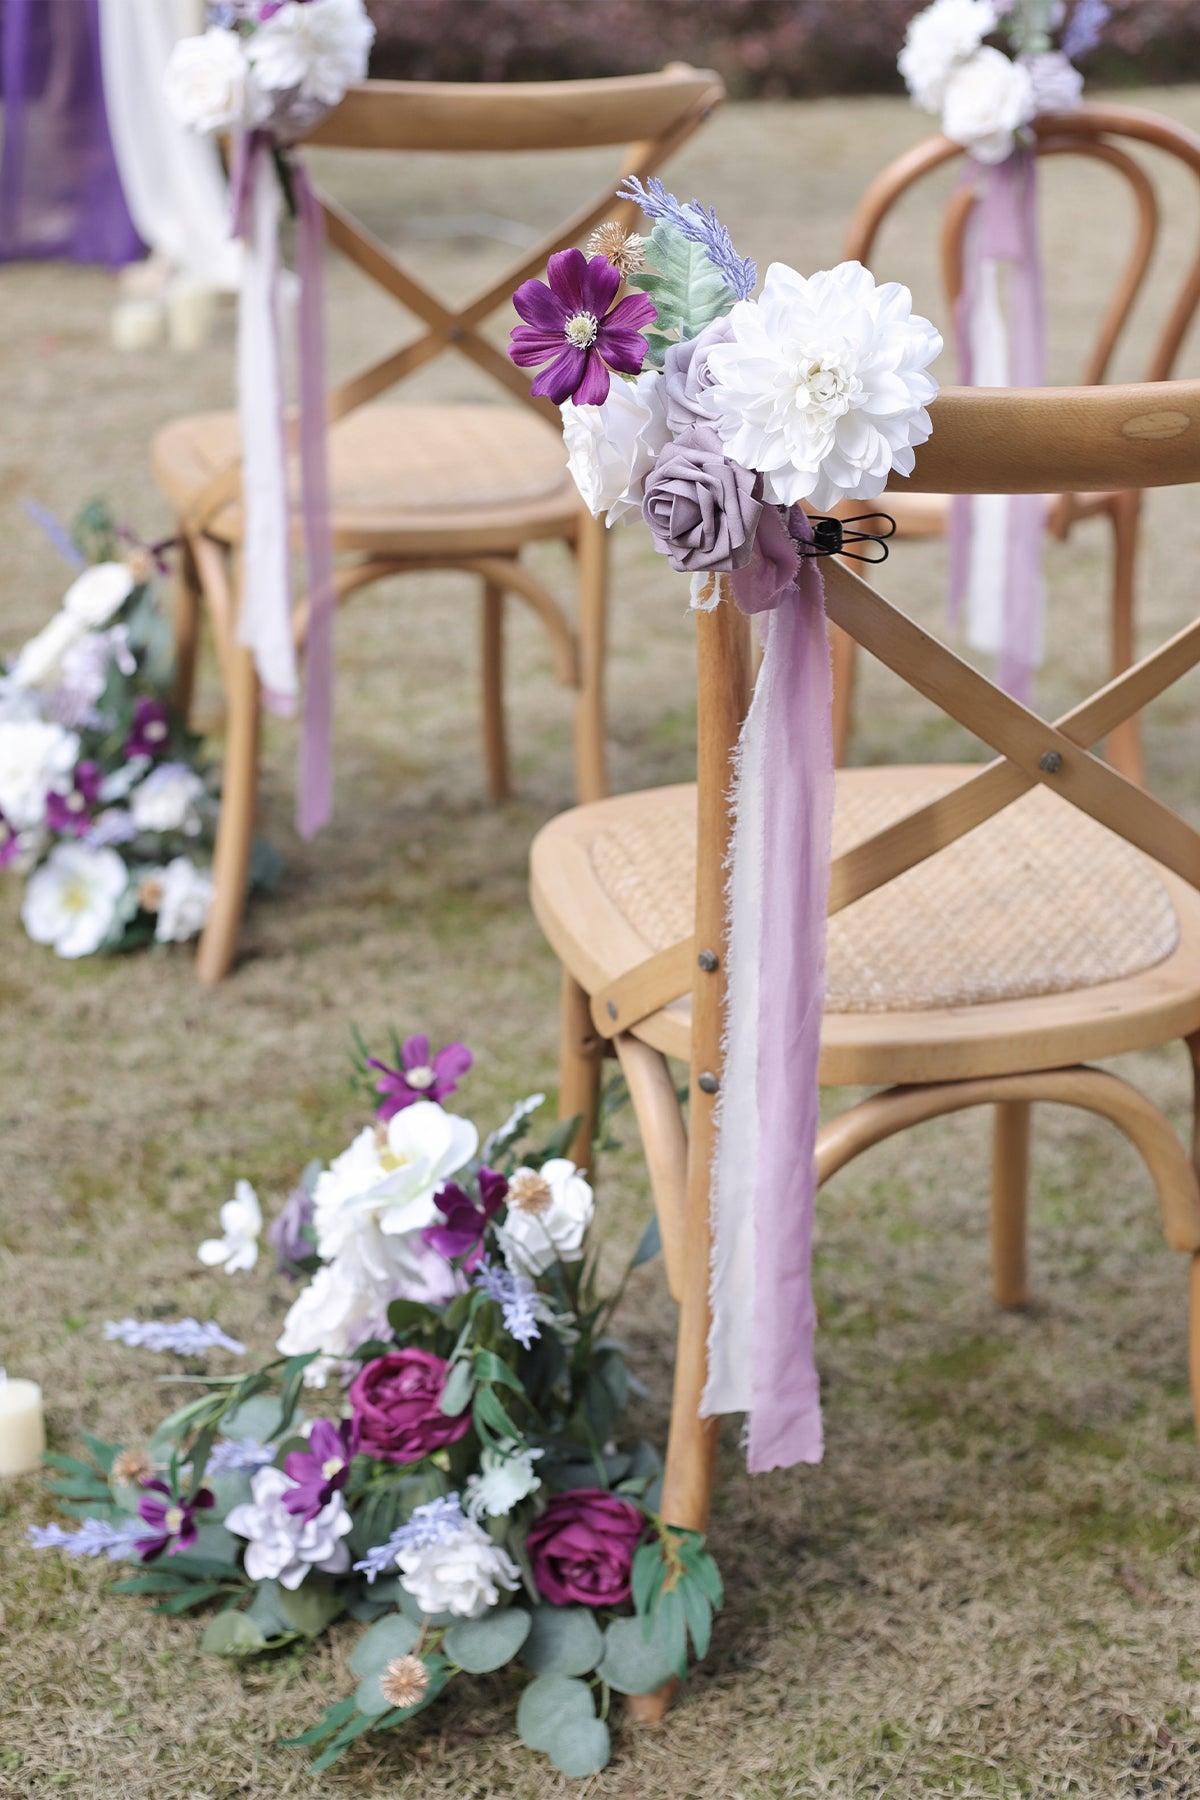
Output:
top-left (0, 719), bottom-right (80, 830)
top-left (246, 0), bottom-right (375, 107)
top-left (1023, 49), bottom-right (1084, 115)
top-left (941, 45), bottom-right (1037, 163)
top-left (396, 1514), bottom-right (521, 1618)
top-left (226, 1465), bottom-right (352, 1589)
top-left (163, 27), bottom-right (272, 134)
top-left (464, 1442), bottom-right (543, 1520)
top-left (130, 762), bottom-right (206, 837)
top-left (561, 369), bottom-right (670, 526)
top-left (899, 0), bottom-right (998, 112)
top-left (10, 612), bottom-right (86, 691)
top-left (0, 674), bottom-right (42, 724)
top-left (500, 1158), bottom-right (595, 1277)
top-left (61, 562), bottom-right (136, 631)
top-left (704, 260), bottom-right (942, 511)
top-left (153, 856), bottom-right (214, 944)
top-left (198, 1179), bottom-right (262, 1274)
top-left (21, 842), bottom-right (128, 959)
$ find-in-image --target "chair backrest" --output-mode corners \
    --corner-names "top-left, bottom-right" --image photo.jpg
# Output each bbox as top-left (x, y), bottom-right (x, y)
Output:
top-left (845, 106), bottom-right (1200, 395)
top-left (186, 66), bottom-right (723, 532)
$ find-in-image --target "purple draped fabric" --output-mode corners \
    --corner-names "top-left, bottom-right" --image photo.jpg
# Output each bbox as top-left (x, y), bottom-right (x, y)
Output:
top-left (0, 0), bottom-right (143, 267)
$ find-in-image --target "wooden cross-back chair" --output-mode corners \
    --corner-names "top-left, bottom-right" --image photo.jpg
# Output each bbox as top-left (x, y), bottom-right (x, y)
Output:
top-left (152, 67), bottom-right (723, 983)
top-left (832, 104), bottom-right (1200, 780)
top-left (532, 380), bottom-right (1200, 1714)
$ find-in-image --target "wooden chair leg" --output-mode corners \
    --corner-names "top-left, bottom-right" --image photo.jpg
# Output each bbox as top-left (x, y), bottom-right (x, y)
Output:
top-left (480, 579), bottom-right (510, 804)
top-left (1104, 491), bottom-right (1145, 787)
top-left (172, 532), bottom-right (203, 725)
top-left (558, 970), bottom-right (602, 1171)
top-left (830, 618), bottom-right (857, 767)
top-left (196, 629), bottom-right (261, 986)
top-left (991, 1100), bottom-right (1030, 1309)
top-left (573, 510), bottom-right (608, 805)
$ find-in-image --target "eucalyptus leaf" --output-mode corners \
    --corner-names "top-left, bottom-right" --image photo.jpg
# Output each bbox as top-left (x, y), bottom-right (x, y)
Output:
top-left (521, 1605), bottom-right (605, 1678)
top-left (515, 1675), bottom-right (595, 1752)
top-left (597, 1613), bottom-right (678, 1694)
top-left (632, 1213), bottom-right (662, 1267)
top-left (397, 1587), bottom-right (456, 1629)
top-left (276, 1574), bottom-right (345, 1638)
top-left (348, 1612), bottom-right (420, 1679)
top-left (630, 220), bottom-right (736, 366)
top-left (190, 1521), bottom-right (241, 1569)
top-left (244, 1579), bottom-right (295, 1640)
top-left (200, 1610), bottom-right (267, 1657)
top-left (443, 1606), bottom-right (530, 1673)
top-left (544, 1714), bottom-right (612, 1779)
top-left (221, 1395), bottom-right (285, 1441)
top-left (439, 1359), bottom-right (474, 1418)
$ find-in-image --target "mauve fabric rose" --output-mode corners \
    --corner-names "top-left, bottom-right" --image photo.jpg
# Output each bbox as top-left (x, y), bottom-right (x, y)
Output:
top-left (349, 1350), bottom-right (470, 1465)
top-left (642, 424), bottom-right (762, 575)
top-left (525, 1489), bottom-right (645, 1608)
top-left (661, 314), bottom-right (734, 436)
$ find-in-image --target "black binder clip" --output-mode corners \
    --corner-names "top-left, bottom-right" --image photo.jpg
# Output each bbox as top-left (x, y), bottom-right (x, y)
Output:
top-left (803, 512), bottom-right (896, 564)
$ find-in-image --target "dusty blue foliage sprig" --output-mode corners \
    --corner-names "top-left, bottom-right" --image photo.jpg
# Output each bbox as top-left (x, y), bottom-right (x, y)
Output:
top-left (616, 177), bottom-right (757, 301)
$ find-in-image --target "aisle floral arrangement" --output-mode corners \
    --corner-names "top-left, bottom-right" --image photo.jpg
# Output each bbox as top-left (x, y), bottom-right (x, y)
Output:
top-left (0, 505), bottom-right (229, 958)
top-left (30, 1035), bottom-right (719, 1779)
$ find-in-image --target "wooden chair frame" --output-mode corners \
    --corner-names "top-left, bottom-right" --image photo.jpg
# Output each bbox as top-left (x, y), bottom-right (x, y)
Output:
top-left (832, 104), bottom-right (1200, 781)
top-left (542, 381), bottom-right (1200, 1720)
top-left (162, 67), bottom-right (723, 981)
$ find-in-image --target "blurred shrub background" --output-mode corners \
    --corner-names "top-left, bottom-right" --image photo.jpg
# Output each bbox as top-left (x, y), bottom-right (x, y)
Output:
top-left (367, 0), bottom-right (1200, 95)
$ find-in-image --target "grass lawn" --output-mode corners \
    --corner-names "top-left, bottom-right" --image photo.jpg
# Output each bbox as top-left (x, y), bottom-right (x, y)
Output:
top-left (4, 86), bottom-right (1200, 1799)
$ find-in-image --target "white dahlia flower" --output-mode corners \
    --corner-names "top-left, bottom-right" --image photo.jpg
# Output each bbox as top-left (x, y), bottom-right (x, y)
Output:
top-left (941, 46), bottom-right (1038, 163)
top-left (246, 0), bottom-right (375, 108)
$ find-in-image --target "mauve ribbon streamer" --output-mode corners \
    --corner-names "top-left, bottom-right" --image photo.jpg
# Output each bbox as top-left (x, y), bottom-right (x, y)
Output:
top-left (703, 509), bottom-right (834, 1472)
top-left (948, 148), bottom-right (1046, 701)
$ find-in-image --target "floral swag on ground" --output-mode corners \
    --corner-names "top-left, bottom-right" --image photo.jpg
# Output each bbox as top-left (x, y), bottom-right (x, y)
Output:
top-left (30, 1034), bottom-right (720, 1780)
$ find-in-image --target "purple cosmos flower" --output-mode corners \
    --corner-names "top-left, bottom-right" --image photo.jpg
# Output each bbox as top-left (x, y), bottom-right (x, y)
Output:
top-left (509, 248), bottom-right (657, 407)
top-left (268, 1179), bottom-right (316, 1272)
top-left (369, 1035), bottom-right (472, 1122)
top-left (282, 1417), bottom-right (357, 1521)
top-left (124, 698), bottom-right (172, 761)
top-left (422, 1168), bottom-right (507, 1271)
top-left (134, 1479), bottom-right (214, 1561)
top-left (44, 761), bottom-right (102, 837)
top-left (0, 812), bottom-right (20, 869)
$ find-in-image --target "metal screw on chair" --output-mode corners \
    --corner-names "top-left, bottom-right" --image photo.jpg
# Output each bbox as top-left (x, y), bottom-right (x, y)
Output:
top-left (1039, 750), bottom-right (1063, 774)
top-left (606, 1000), bottom-right (618, 1020)
top-left (698, 949), bottom-right (719, 973)
top-left (697, 1071), bottom-right (720, 1094)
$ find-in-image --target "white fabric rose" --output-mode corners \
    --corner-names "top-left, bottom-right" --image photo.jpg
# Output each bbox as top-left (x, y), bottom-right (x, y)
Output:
top-left (163, 27), bottom-right (271, 134)
top-left (561, 369), bottom-right (670, 526)
top-left (0, 719), bottom-right (80, 830)
top-left (313, 1103), bottom-right (478, 1263)
top-left (464, 1443), bottom-right (543, 1520)
top-left (21, 842), bottom-right (128, 959)
top-left (130, 762), bottom-right (206, 837)
top-left (275, 1231), bottom-right (459, 1369)
top-left (153, 856), bottom-right (214, 944)
top-left (61, 562), bottom-right (136, 630)
top-left (10, 613), bottom-right (87, 691)
top-left (226, 1465), bottom-right (352, 1589)
top-left (246, 0), bottom-right (375, 107)
top-left (500, 1158), bottom-right (595, 1277)
top-left (941, 46), bottom-right (1037, 163)
top-left (704, 259), bottom-right (942, 511)
top-left (1023, 50), bottom-right (1084, 115)
top-left (198, 1179), bottom-right (262, 1274)
top-left (899, 0), bottom-right (997, 112)
top-left (396, 1515), bottom-right (521, 1619)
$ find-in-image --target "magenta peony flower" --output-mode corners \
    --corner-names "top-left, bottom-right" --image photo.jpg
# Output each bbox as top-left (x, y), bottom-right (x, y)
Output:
top-left (349, 1350), bottom-right (471, 1465)
top-left (134, 1479), bottom-right (214, 1561)
top-left (525, 1489), bottom-right (645, 1608)
top-left (422, 1168), bottom-right (507, 1271)
top-left (369, 1034), bottom-right (472, 1122)
top-left (509, 249), bottom-right (656, 407)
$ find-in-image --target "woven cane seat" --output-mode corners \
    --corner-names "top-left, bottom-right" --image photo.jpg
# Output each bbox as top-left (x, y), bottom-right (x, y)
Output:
top-left (152, 402), bottom-right (577, 554)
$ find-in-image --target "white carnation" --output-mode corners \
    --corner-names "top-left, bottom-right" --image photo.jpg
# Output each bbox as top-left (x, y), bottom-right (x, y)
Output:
top-left (247, 0), bottom-right (375, 107)
top-left (0, 719), bottom-right (80, 830)
top-left (941, 46), bottom-right (1037, 163)
top-left (153, 856), bottom-right (214, 944)
top-left (464, 1443), bottom-right (543, 1520)
top-left (397, 1515), bottom-right (521, 1619)
top-left (226, 1465), bottom-right (352, 1589)
top-left (561, 370), bottom-right (670, 526)
top-left (130, 762), bottom-right (206, 837)
top-left (500, 1157), bottom-right (595, 1278)
top-left (899, 0), bottom-right (998, 112)
top-left (21, 842), bottom-right (129, 959)
top-left (704, 259), bottom-right (942, 511)
top-left (163, 27), bottom-right (271, 134)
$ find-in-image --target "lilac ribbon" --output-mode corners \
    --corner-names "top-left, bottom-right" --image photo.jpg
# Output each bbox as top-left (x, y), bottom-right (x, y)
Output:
top-left (703, 508), bottom-right (834, 1473)
top-left (948, 147), bottom-right (1046, 701)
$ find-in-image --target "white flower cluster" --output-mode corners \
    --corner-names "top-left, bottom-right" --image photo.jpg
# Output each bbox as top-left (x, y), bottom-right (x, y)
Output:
top-left (164, 0), bottom-right (375, 138)
top-left (226, 1464), bottom-right (352, 1589)
top-left (899, 0), bottom-right (1084, 164)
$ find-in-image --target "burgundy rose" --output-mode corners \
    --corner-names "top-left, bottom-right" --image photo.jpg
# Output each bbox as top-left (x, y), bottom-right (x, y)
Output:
top-left (526, 1489), bottom-right (645, 1608)
top-left (348, 1349), bottom-right (470, 1465)
top-left (642, 424), bottom-right (762, 575)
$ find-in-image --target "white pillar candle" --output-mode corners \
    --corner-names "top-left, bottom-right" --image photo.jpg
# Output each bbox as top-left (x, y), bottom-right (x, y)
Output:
top-left (110, 298), bottom-right (165, 353)
top-left (0, 1370), bottom-right (45, 1477)
top-left (167, 285), bottom-right (218, 354)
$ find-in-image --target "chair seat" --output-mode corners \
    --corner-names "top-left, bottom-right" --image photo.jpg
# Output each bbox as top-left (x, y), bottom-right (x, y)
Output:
top-left (152, 402), bottom-right (579, 556)
top-left (531, 765), bottom-right (1200, 1087)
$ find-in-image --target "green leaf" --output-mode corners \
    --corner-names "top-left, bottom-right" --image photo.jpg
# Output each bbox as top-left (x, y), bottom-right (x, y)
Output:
top-left (280, 1695), bottom-right (357, 1748)
top-left (544, 1714), bottom-right (612, 1779)
top-left (81, 1434), bottom-right (118, 1473)
top-left (597, 1614), bottom-right (678, 1694)
top-left (473, 1384), bottom-right (521, 1441)
top-left (155, 1582), bottom-right (232, 1615)
top-left (632, 1214), bottom-right (662, 1267)
top-left (679, 1574), bottom-right (712, 1660)
top-left (515, 1675), bottom-right (595, 1752)
top-left (521, 1605), bottom-right (605, 1677)
top-left (443, 1606), bottom-right (530, 1673)
top-left (386, 1298), bottom-right (435, 1337)
top-left (276, 1574), bottom-right (344, 1638)
top-left (112, 1572), bottom-right (196, 1596)
top-left (629, 220), bottom-right (736, 367)
top-left (631, 1542), bottom-right (666, 1620)
top-left (471, 1350), bottom-right (524, 1393)
top-left (221, 1394), bottom-right (285, 1441)
top-left (244, 1579), bottom-right (296, 1640)
top-left (310, 1711), bottom-right (379, 1772)
top-left (348, 1613), bottom-right (420, 1679)
top-left (439, 1359), bottom-right (474, 1417)
top-left (201, 1611), bottom-right (268, 1657)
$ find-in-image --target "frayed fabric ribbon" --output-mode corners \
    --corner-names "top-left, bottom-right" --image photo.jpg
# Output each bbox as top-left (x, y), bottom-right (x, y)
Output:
top-left (948, 147), bottom-right (1046, 702)
top-left (701, 506), bottom-right (835, 1473)
top-left (230, 131), bottom-right (335, 839)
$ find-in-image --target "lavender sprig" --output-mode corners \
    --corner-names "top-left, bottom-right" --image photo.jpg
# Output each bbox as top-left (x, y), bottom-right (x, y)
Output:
top-left (616, 177), bottom-right (757, 301)
top-left (352, 1495), bottom-right (466, 1583)
top-left (104, 1317), bottom-right (246, 1356)
top-left (28, 1517), bottom-right (143, 1559)
top-left (1061, 0), bottom-right (1110, 61)
top-left (206, 1436), bottom-right (275, 1474)
top-left (474, 1257), bottom-right (541, 1349)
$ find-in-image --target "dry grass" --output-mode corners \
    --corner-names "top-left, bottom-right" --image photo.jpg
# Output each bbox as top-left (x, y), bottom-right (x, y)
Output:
top-left (4, 88), bottom-right (1200, 1800)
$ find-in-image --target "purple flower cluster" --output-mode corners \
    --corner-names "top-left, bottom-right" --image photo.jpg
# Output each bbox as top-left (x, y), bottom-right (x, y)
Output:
top-left (352, 1494), bottom-right (465, 1582)
top-left (207, 1436), bottom-right (276, 1474)
top-left (28, 1516), bottom-right (143, 1559)
top-left (135, 1480), bottom-right (215, 1561)
top-left (617, 176), bottom-right (757, 300)
top-left (422, 1168), bottom-right (507, 1271)
top-left (103, 1317), bottom-right (246, 1356)
top-left (474, 1257), bottom-right (540, 1349)
top-left (1062, 0), bottom-right (1111, 61)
